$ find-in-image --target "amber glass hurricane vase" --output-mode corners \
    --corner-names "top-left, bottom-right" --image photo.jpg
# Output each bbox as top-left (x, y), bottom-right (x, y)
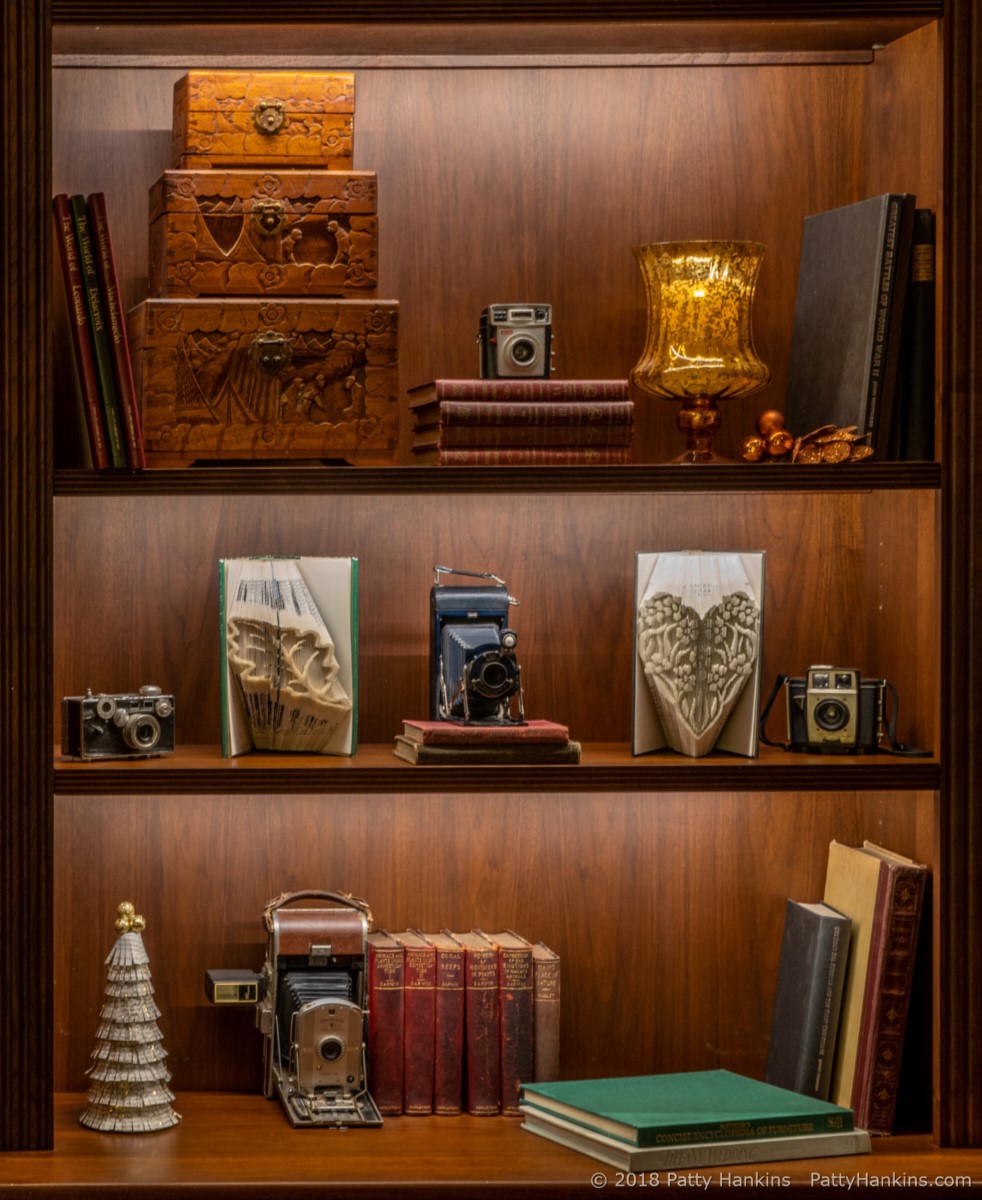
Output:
top-left (630, 241), bottom-right (771, 463)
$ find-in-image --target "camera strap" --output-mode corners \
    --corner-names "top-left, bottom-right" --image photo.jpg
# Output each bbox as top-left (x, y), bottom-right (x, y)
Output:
top-left (758, 673), bottom-right (792, 749)
top-left (758, 674), bottom-right (931, 757)
top-left (880, 681), bottom-right (932, 757)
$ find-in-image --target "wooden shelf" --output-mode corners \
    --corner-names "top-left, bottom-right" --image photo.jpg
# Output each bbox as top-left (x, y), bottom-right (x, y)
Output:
top-left (53, 742), bottom-right (941, 795)
top-left (0, 1094), bottom-right (978, 1196)
top-left (53, 462), bottom-right (942, 498)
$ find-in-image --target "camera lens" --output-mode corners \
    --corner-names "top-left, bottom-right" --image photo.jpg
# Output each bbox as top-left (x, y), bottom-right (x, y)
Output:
top-left (814, 699), bottom-right (849, 732)
top-left (501, 333), bottom-right (540, 371)
top-left (123, 714), bottom-right (161, 751)
top-left (477, 660), bottom-right (510, 693)
top-left (317, 1035), bottom-right (345, 1063)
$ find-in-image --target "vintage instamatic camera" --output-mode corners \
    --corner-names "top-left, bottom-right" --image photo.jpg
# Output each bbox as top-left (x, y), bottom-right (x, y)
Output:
top-left (61, 685), bottom-right (175, 760)
top-left (477, 303), bottom-right (554, 378)
top-left (205, 890), bottom-right (382, 1128)
top-left (430, 566), bottom-right (525, 724)
top-left (761, 666), bottom-right (884, 754)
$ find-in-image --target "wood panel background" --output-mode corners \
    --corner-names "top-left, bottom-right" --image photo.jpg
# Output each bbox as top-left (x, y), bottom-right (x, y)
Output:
top-left (53, 787), bottom-right (934, 1115)
top-left (52, 23), bottom-right (940, 466)
top-left (40, 13), bottom-right (950, 1141)
top-left (53, 488), bottom-right (939, 751)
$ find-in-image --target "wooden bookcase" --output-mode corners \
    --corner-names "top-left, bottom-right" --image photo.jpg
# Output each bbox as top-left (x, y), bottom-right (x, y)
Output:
top-left (2, 1), bottom-right (981, 1192)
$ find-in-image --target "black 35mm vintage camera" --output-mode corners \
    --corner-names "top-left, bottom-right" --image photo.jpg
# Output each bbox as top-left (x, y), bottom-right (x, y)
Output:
top-left (205, 890), bottom-right (382, 1128)
top-left (61, 685), bottom-right (175, 760)
top-left (430, 566), bottom-right (525, 724)
top-left (477, 303), bottom-right (554, 378)
top-left (758, 665), bottom-right (928, 755)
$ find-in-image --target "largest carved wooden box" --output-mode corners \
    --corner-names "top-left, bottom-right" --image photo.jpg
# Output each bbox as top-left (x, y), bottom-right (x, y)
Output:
top-left (127, 298), bottom-right (398, 465)
top-left (148, 169), bottom-right (379, 298)
top-left (172, 71), bottom-right (355, 169)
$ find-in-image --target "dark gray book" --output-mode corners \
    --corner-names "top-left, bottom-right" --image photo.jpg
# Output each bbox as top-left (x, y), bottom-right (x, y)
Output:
top-left (766, 900), bottom-right (852, 1101)
top-left (889, 208), bottom-right (936, 461)
top-left (785, 194), bottom-right (916, 457)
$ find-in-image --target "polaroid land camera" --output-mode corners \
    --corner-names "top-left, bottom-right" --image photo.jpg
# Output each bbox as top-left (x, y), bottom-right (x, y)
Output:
top-left (430, 566), bottom-right (525, 724)
top-left (205, 890), bottom-right (382, 1128)
top-left (477, 303), bottom-right (553, 378)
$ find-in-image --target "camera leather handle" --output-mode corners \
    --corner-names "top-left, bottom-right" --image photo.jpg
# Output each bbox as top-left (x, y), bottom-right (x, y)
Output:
top-left (263, 889), bottom-right (374, 933)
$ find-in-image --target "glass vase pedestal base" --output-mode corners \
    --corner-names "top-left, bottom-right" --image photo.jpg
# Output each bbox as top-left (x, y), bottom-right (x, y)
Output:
top-left (668, 395), bottom-right (731, 464)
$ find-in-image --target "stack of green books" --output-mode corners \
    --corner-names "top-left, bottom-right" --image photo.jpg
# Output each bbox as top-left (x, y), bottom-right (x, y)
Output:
top-left (520, 1069), bottom-right (870, 1172)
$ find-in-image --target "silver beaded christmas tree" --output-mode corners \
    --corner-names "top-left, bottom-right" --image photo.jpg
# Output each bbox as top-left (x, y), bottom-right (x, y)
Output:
top-left (79, 902), bottom-right (181, 1133)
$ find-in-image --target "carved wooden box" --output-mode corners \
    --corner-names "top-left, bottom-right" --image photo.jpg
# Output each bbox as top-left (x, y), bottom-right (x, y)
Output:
top-left (172, 71), bottom-right (355, 169)
top-left (148, 169), bottom-right (378, 298)
top-left (127, 298), bottom-right (398, 466)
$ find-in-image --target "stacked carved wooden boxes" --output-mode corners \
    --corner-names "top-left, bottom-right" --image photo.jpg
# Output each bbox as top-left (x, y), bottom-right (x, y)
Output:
top-left (128, 71), bottom-right (399, 465)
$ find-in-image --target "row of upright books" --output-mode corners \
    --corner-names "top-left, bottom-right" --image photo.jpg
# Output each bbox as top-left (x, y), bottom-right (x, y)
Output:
top-left (367, 928), bottom-right (560, 1116)
top-left (765, 840), bottom-right (928, 1135)
top-left (408, 378), bottom-right (634, 466)
top-left (53, 193), bottom-right (145, 469)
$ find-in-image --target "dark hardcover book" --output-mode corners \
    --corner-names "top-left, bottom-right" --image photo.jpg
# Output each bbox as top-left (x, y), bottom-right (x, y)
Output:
top-left (88, 192), bottom-right (146, 469)
top-left (445, 930), bottom-right (501, 1115)
top-left (520, 1069), bottom-right (854, 1149)
top-left (765, 900), bottom-right (852, 1100)
top-left (401, 718), bottom-right (569, 746)
top-left (367, 931), bottom-right (405, 1115)
top-left (890, 208), bottom-right (936, 461)
top-left (785, 193), bottom-right (916, 457)
top-left (390, 931), bottom-right (437, 1115)
top-left (531, 942), bottom-right (561, 1083)
top-left (51, 194), bottom-right (109, 469)
top-left (68, 194), bottom-right (128, 467)
top-left (413, 422), bottom-right (634, 449)
top-left (417, 931), bottom-right (465, 1115)
top-left (850, 843), bottom-right (928, 1134)
top-left (478, 930), bottom-right (535, 1116)
top-left (410, 445), bottom-right (632, 466)
top-left (393, 736), bottom-right (582, 765)
top-left (408, 378), bottom-right (630, 415)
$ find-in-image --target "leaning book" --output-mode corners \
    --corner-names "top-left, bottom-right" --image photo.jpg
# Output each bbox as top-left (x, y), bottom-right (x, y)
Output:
top-left (520, 1105), bottom-right (870, 1172)
top-left (519, 1069), bottom-right (854, 1149)
top-left (219, 555), bottom-right (357, 757)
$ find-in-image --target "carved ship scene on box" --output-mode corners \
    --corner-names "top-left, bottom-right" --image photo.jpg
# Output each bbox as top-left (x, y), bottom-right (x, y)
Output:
top-left (148, 170), bottom-right (378, 298)
top-left (171, 70), bottom-right (355, 169)
top-left (126, 298), bottom-right (398, 465)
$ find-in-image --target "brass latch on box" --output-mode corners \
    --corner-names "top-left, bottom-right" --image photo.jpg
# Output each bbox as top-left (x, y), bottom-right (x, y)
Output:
top-left (253, 98), bottom-right (286, 135)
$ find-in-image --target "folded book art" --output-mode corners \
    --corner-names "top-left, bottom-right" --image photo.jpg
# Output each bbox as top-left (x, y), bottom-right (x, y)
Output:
top-left (633, 550), bottom-right (765, 758)
top-left (220, 555), bottom-right (357, 756)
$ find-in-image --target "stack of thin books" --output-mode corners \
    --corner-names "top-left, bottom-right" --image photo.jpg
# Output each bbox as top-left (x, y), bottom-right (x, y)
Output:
top-left (408, 378), bottom-right (633, 465)
top-left (520, 1069), bottom-right (870, 1172)
top-left (393, 718), bottom-right (579, 765)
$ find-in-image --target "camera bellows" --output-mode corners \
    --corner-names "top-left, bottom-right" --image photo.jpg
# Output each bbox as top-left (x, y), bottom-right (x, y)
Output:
top-left (226, 557), bottom-right (352, 752)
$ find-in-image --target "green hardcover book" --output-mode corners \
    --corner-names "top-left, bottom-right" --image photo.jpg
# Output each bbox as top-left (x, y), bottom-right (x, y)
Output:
top-left (68, 194), bottom-right (128, 468)
top-left (519, 1069), bottom-right (854, 1149)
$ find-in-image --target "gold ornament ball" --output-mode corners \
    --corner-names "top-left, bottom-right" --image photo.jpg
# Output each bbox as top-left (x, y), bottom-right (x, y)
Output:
top-left (740, 434), bottom-right (767, 463)
top-left (766, 428), bottom-right (794, 457)
top-left (115, 916), bottom-right (130, 932)
top-left (117, 901), bottom-right (135, 917)
top-left (755, 409), bottom-right (786, 438)
top-left (131, 914), bottom-right (146, 932)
